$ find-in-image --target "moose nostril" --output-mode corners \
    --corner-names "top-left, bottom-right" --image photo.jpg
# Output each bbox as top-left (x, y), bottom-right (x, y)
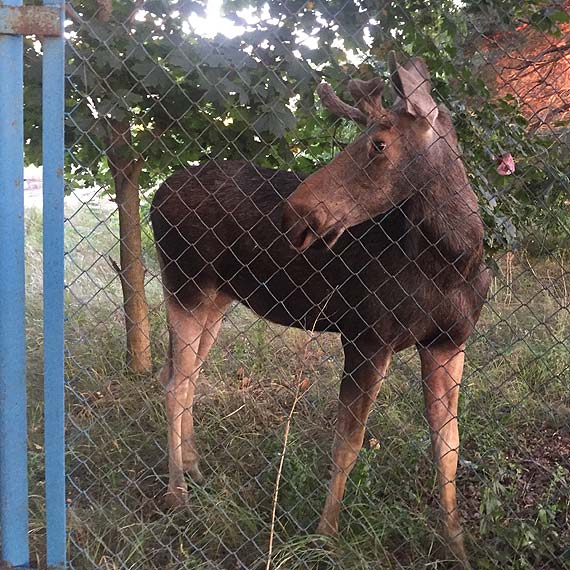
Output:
top-left (284, 216), bottom-right (312, 250)
top-left (306, 209), bottom-right (324, 232)
top-left (282, 202), bottom-right (329, 251)
top-left (294, 225), bottom-right (315, 251)
top-left (281, 201), bottom-right (303, 234)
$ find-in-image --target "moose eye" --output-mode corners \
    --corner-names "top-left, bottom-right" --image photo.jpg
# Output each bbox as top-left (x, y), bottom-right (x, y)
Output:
top-left (370, 140), bottom-right (386, 155)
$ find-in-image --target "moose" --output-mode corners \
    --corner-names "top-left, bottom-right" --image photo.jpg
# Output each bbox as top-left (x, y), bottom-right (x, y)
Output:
top-left (151, 54), bottom-right (490, 567)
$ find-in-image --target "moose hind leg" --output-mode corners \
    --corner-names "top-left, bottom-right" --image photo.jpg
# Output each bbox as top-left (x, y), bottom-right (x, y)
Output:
top-left (181, 293), bottom-right (231, 481)
top-left (317, 341), bottom-right (392, 536)
top-left (164, 297), bottom-right (210, 507)
top-left (419, 342), bottom-right (471, 568)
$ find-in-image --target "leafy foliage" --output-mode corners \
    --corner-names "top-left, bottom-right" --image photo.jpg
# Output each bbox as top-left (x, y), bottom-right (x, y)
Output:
top-left (23, 0), bottom-right (570, 251)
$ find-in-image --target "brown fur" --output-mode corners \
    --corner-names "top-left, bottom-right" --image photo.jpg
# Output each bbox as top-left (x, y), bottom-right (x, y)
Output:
top-left (151, 57), bottom-right (490, 568)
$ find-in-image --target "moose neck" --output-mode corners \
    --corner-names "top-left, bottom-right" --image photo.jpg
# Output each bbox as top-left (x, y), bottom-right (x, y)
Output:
top-left (403, 151), bottom-right (484, 284)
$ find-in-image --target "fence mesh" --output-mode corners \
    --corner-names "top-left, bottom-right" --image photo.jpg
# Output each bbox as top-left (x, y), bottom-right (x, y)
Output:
top-left (24, 1), bottom-right (569, 569)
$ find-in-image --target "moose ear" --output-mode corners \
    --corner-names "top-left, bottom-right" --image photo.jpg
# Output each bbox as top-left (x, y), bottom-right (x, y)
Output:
top-left (388, 53), bottom-right (438, 124)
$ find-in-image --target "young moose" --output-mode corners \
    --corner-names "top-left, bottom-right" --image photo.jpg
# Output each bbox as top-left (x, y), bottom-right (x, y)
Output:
top-left (151, 54), bottom-right (490, 567)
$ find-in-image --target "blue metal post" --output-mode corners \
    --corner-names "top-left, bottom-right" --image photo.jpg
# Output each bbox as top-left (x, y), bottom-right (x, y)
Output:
top-left (43, 1), bottom-right (66, 568)
top-left (0, 0), bottom-right (29, 566)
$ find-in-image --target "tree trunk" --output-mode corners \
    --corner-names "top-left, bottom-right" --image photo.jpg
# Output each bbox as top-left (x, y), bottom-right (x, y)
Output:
top-left (106, 120), bottom-right (152, 373)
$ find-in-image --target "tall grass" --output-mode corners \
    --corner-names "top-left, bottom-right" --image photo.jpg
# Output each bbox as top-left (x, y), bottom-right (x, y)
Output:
top-left (25, 205), bottom-right (569, 569)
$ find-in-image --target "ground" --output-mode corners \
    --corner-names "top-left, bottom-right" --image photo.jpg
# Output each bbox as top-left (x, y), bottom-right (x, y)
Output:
top-left (24, 202), bottom-right (569, 569)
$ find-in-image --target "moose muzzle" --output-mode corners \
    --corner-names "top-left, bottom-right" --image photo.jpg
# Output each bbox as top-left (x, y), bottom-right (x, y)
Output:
top-left (281, 193), bottom-right (345, 252)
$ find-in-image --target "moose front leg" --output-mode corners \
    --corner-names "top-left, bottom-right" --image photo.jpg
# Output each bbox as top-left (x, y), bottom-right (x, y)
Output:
top-left (317, 342), bottom-right (392, 535)
top-left (419, 342), bottom-right (471, 569)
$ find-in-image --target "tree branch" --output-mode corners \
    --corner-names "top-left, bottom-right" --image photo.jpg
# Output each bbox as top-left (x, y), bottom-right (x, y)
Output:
top-left (65, 3), bottom-right (84, 24)
top-left (513, 42), bottom-right (570, 71)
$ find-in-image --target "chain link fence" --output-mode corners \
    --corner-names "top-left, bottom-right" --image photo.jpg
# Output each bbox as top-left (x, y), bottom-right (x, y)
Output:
top-left (24, 1), bottom-right (569, 569)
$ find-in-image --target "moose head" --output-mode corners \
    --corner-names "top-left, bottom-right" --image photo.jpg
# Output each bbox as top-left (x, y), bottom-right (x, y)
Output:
top-left (282, 54), bottom-right (455, 252)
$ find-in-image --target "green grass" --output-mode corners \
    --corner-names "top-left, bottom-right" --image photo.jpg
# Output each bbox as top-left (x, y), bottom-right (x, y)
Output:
top-left (25, 206), bottom-right (570, 569)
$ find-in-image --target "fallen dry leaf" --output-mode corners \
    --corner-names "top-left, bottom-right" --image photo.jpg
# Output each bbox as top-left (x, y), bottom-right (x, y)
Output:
top-left (368, 438), bottom-right (381, 450)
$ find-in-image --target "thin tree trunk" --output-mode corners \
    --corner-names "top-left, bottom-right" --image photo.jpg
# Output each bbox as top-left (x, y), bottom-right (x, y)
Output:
top-left (107, 120), bottom-right (152, 373)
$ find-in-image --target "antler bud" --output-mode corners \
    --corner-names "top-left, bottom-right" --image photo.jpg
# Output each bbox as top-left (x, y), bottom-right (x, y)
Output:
top-left (347, 78), bottom-right (385, 117)
top-left (316, 83), bottom-right (368, 125)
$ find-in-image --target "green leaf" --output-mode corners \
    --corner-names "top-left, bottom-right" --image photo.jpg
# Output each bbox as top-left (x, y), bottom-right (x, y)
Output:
top-left (165, 49), bottom-right (195, 72)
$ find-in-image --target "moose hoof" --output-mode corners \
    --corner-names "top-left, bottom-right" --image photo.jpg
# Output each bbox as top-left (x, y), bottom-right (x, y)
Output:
top-left (164, 489), bottom-right (188, 509)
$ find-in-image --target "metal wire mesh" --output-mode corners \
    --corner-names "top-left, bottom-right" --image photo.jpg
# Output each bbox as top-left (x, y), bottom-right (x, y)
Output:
top-left (23, 1), bottom-right (570, 569)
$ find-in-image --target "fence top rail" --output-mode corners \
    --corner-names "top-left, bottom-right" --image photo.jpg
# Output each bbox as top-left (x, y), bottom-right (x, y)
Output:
top-left (0, 6), bottom-right (61, 37)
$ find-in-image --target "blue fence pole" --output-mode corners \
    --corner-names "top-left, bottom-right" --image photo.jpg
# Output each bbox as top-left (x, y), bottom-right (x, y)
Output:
top-left (42, 1), bottom-right (66, 568)
top-left (0, 0), bottom-right (29, 566)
